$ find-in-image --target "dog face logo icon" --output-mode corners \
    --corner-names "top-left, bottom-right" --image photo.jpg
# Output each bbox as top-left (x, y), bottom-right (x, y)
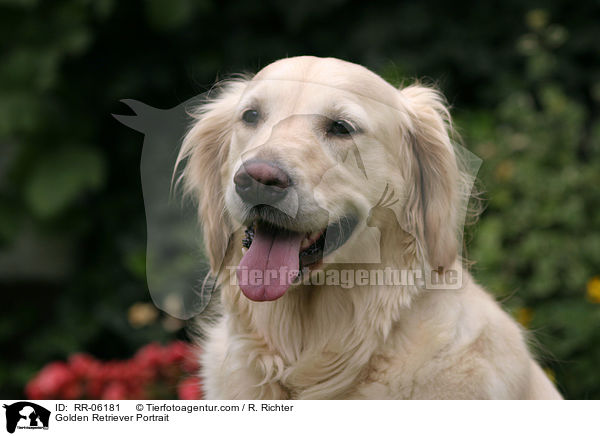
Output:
top-left (3, 402), bottom-right (50, 433)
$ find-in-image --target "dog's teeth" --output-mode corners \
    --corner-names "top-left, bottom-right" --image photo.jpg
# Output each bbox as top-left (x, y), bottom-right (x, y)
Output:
top-left (309, 230), bottom-right (321, 241)
top-left (242, 247), bottom-right (248, 255)
top-left (300, 229), bottom-right (324, 251)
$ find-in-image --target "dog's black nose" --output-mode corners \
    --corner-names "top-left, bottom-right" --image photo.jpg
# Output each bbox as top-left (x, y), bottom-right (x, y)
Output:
top-left (234, 160), bottom-right (290, 204)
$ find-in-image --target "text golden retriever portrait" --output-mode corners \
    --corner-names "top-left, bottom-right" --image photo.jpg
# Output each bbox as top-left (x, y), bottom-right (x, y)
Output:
top-left (173, 56), bottom-right (561, 399)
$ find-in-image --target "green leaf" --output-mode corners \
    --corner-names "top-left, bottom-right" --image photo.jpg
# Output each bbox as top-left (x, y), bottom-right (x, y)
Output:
top-left (25, 147), bottom-right (106, 218)
top-left (145, 0), bottom-right (197, 31)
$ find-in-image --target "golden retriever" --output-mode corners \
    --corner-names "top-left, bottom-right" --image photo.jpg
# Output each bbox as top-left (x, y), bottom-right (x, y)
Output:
top-left (177, 56), bottom-right (562, 399)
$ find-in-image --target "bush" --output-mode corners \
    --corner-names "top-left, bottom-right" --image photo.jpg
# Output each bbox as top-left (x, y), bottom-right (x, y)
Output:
top-left (25, 341), bottom-right (202, 400)
top-left (459, 17), bottom-right (600, 398)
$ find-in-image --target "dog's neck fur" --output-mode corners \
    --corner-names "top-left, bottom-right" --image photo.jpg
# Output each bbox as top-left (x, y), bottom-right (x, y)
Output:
top-left (215, 229), bottom-right (433, 399)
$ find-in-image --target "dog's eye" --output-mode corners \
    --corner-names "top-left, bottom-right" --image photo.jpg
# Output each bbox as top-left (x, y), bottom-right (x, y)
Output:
top-left (242, 109), bottom-right (260, 124)
top-left (328, 120), bottom-right (355, 137)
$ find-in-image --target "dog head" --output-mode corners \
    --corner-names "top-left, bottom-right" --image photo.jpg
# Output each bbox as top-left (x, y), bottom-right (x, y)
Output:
top-left (178, 56), bottom-right (463, 301)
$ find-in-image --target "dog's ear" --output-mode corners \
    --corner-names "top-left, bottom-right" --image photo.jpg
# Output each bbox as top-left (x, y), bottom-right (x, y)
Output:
top-left (176, 80), bottom-right (247, 273)
top-left (399, 84), bottom-right (460, 271)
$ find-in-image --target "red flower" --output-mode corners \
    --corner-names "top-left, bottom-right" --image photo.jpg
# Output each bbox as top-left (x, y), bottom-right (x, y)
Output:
top-left (181, 345), bottom-right (201, 374)
top-left (26, 341), bottom-right (203, 400)
top-left (126, 383), bottom-right (147, 400)
top-left (135, 342), bottom-right (165, 372)
top-left (177, 376), bottom-right (203, 400)
top-left (87, 378), bottom-right (105, 399)
top-left (101, 382), bottom-right (128, 400)
top-left (61, 382), bottom-right (83, 400)
top-left (164, 341), bottom-right (188, 365)
top-left (25, 362), bottom-right (76, 400)
top-left (69, 353), bottom-right (101, 378)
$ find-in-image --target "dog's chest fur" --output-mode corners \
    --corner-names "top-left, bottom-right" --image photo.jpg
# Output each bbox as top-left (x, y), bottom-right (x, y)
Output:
top-left (201, 274), bottom-right (464, 399)
top-left (200, 265), bottom-right (545, 400)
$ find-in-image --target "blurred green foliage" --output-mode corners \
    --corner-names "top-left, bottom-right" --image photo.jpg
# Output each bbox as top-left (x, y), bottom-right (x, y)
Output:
top-left (461, 15), bottom-right (600, 398)
top-left (0, 0), bottom-right (598, 398)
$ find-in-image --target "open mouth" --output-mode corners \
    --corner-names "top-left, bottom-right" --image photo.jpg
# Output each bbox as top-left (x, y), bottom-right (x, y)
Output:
top-left (237, 215), bottom-right (358, 302)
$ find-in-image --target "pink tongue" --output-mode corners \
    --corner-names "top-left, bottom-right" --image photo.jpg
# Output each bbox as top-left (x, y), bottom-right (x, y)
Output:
top-left (237, 224), bottom-right (304, 301)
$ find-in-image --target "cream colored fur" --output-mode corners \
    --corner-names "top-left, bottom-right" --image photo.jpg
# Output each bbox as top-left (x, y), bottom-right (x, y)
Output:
top-left (178, 56), bottom-right (562, 399)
